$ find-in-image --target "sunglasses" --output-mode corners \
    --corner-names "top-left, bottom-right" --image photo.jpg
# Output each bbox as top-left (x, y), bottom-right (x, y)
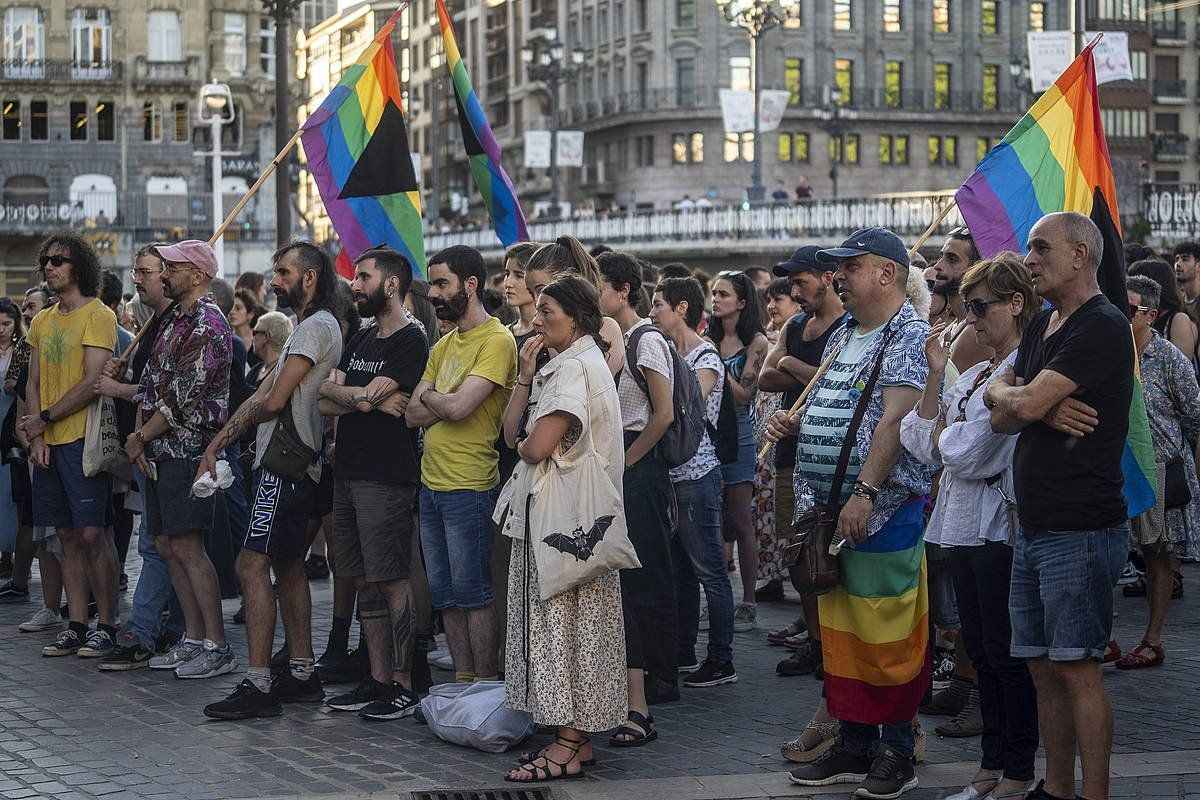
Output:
top-left (1127, 304), bottom-right (1155, 318)
top-left (38, 255), bottom-right (73, 268)
top-left (949, 226), bottom-right (971, 237)
top-left (717, 270), bottom-right (747, 278)
top-left (964, 298), bottom-right (1003, 317)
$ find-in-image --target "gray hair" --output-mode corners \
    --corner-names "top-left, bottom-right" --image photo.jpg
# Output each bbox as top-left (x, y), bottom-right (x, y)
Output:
top-left (1127, 275), bottom-right (1162, 309)
top-left (1049, 211), bottom-right (1103, 270)
top-left (905, 260), bottom-right (932, 319)
top-left (210, 277), bottom-right (234, 316)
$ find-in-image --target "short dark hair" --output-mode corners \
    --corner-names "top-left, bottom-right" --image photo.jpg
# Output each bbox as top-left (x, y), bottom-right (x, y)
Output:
top-left (1127, 275), bottom-right (1162, 309)
top-left (1127, 243), bottom-right (1158, 266)
top-left (100, 269), bottom-right (123, 309)
top-left (38, 230), bottom-right (102, 297)
top-left (234, 288), bottom-right (265, 324)
top-left (210, 278), bottom-right (235, 316)
top-left (948, 227), bottom-right (981, 266)
top-left (658, 262), bottom-right (692, 280)
top-left (656, 276), bottom-right (706, 329)
top-left (541, 274), bottom-right (609, 354)
top-left (597, 251), bottom-right (643, 308)
top-left (355, 245), bottom-right (415, 300)
top-left (272, 241), bottom-right (341, 320)
top-left (429, 244), bottom-right (487, 301)
top-left (766, 276), bottom-right (793, 299)
top-left (1171, 241), bottom-right (1200, 261)
top-left (235, 270), bottom-right (264, 295)
top-left (589, 244), bottom-right (613, 258)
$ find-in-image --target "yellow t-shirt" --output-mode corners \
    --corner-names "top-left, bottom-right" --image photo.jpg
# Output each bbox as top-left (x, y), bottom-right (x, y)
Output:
top-left (421, 316), bottom-right (516, 492)
top-left (27, 298), bottom-right (118, 445)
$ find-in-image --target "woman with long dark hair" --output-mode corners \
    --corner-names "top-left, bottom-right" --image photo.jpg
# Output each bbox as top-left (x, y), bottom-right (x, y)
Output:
top-left (1128, 258), bottom-right (1198, 363)
top-left (405, 278), bottom-right (441, 348)
top-left (707, 270), bottom-right (769, 631)
top-left (0, 299), bottom-right (24, 584)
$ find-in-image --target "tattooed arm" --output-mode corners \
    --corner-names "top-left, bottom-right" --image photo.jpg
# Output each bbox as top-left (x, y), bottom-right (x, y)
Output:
top-left (725, 334), bottom-right (768, 407)
top-left (318, 372), bottom-right (405, 417)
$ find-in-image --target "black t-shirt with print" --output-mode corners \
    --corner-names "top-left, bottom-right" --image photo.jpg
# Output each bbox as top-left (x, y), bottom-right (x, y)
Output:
top-left (334, 322), bottom-right (428, 484)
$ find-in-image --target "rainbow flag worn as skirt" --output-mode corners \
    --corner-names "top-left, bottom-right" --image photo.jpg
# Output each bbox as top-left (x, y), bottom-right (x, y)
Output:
top-left (819, 497), bottom-right (930, 725)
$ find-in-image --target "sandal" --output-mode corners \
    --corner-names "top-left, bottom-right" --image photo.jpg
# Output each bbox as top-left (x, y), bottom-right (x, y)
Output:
top-left (1102, 639), bottom-right (1122, 664)
top-left (517, 743), bottom-right (596, 767)
top-left (1122, 576), bottom-right (1147, 597)
top-left (780, 720), bottom-right (839, 763)
top-left (1115, 640), bottom-right (1164, 670)
top-left (609, 710), bottom-right (658, 747)
top-left (767, 621), bottom-right (807, 646)
top-left (505, 734), bottom-right (589, 783)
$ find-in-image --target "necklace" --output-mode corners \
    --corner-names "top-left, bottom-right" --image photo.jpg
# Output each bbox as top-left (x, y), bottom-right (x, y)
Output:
top-left (954, 361), bottom-right (997, 423)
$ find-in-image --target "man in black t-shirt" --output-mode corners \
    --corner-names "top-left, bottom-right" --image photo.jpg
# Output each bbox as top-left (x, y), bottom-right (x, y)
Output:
top-left (984, 211), bottom-right (1131, 800)
top-left (317, 247), bottom-right (427, 722)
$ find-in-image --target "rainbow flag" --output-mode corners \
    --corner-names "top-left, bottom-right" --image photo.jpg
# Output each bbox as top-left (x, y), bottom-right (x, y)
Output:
top-left (300, 6), bottom-right (426, 275)
top-left (436, 0), bottom-right (529, 247)
top-left (819, 499), bottom-right (930, 724)
top-left (956, 40), bottom-right (1156, 518)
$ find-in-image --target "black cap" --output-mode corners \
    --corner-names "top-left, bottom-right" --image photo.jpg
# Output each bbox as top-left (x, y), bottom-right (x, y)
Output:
top-left (816, 227), bottom-right (911, 268)
top-left (773, 245), bottom-right (832, 277)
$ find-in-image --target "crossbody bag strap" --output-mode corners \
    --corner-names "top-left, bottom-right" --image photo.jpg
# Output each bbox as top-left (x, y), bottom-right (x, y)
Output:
top-left (826, 326), bottom-right (894, 507)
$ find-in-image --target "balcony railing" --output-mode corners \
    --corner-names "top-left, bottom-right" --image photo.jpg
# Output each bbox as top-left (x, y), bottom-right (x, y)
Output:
top-left (133, 55), bottom-right (201, 83)
top-left (1153, 78), bottom-right (1187, 98)
top-left (1153, 134), bottom-right (1189, 159)
top-left (0, 59), bottom-right (123, 82)
top-left (1153, 19), bottom-right (1187, 42)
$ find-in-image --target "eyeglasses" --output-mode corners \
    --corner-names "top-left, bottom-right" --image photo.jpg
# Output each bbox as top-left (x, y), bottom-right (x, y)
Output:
top-left (132, 267), bottom-right (161, 278)
top-left (162, 262), bottom-right (196, 274)
top-left (964, 298), bottom-right (1003, 317)
top-left (38, 255), bottom-right (73, 268)
top-left (1127, 304), bottom-right (1156, 318)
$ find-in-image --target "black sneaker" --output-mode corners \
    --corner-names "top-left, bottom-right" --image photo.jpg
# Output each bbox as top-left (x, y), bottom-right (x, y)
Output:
top-left (318, 645), bottom-right (368, 684)
top-left (77, 629), bottom-right (116, 658)
top-left (0, 580), bottom-right (30, 603)
top-left (778, 638), bottom-right (823, 676)
top-left (42, 628), bottom-right (84, 657)
top-left (854, 747), bottom-right (918, 799)
top-left (789, 744), bottom-right (872, 786)
top-left (270, 644), bottom-right (291, 674)
top-left (273, 671), bottom-right (325, 703)
top-left (682, 658), bottom-right (738, 687)
top-left (326, 677), bottom-right (389, 712)
top-left (204, 679), bottom-right (283, 720)
top-left (232, 604), bottom-right (246, 624)
top-left (358, 684), bottom-right (420, 720)
top-left (931, 647), bottom-right (955, 690)
top-left (98, 631), bottom-right (152, 671)
top-left (304, 555), bottom-right (330, 580)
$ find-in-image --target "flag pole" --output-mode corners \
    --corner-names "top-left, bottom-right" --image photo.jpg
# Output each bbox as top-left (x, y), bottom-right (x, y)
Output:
top-left (209, 127), bottom-right (306, 247)
top-left (908, 199), bottom-right (957, 258)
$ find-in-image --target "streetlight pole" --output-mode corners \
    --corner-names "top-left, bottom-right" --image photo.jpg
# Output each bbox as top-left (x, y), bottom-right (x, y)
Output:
top-left (199, 83), bottom-right (235, 276)
top-left (714, 0), bottom-right (801, 205)
top-left (263, 0), bottom-right (303, 247)
top-left (522, 32), bottom-right (584, 219)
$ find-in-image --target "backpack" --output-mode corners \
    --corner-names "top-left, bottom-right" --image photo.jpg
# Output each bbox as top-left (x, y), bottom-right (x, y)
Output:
top-left (624, 325), bottom-right (706, 468)
top-left (700, 346), bottom-right (741, 465)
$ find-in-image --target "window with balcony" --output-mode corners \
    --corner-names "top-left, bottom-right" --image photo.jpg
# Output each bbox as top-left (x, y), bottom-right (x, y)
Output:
top-left (730, 56), bottom-right (751, 91)
top-left (260, 17), bottom-right (275, 76)
top-left (1028, 2), bottom-right (1045, 31)
top-left (224, 13), bottom-right (247, 76)
top-left (835, 58), bottom-right (853, 105)
top-left (934, 62), bottom-right (951, 109)
top-left (677, 0), bottom-right (696, 27)
top-left (725, 132), bottom-right (754, 162)
top-left (677, 57), bottom-right (697, 105)
top-left (148, 10), bottom-right (182, 62)
top-left (3, 7), bottom-right (45, 75)
top-left (883, 0), bottom-right (902, 32)
top-left (933, 0), bottom-right (951, 33)
top-left (929, 134), bottom-right (958, 165)
top-left (1093, 0), bottom-right (1145, 20)
top-left (143, 101), bottom-right (162, 141)
top-left (96, 100), bottom-right (114, 140)
top-left (71, 9), bottom-right (111, 73)
top-left (786, 57), bottom-right (803, 106)
top-left (834, 1), bottom-right (852, 30)
top-left (981, 1), bottom-right (999, 34)
top-left (885, 61), bottom-right (902, 107)
top-left (2, 99), bottom-right (19, 140)
top-left (880, 134), bottom-right (908, 165)
top-left (778, 132), bottom-right (810, 162)
top-left (30, 99), bottom-right (46, 139)
top-left (173, 100), bottom-right (188, 142)
top-left (830, 133), bottom-right (860, 164)
top-left (673, 132), bottom-right (704, 163)
top-left (982, 64), bottom-right (998, 110)
top-left (71, 100), bottom-right (88, 140)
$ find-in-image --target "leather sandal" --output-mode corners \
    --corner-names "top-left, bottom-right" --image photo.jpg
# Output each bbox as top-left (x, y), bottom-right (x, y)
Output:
top-left (1115, 640), bottom-right (1164, 670)
top-left (517, 742), bottom-right (595, 767)
top-left (780, 720), bottom-right (839, 763)
top-left (609, 710), bottom-right (658, 747)
top-left (505, 734), bottom-right (589, 783)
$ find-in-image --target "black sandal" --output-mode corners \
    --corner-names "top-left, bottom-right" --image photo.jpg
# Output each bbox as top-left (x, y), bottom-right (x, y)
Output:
top-left (609, 710), bottom-right (658, 748)
top-left (505, 734), bottom-right (589, 783)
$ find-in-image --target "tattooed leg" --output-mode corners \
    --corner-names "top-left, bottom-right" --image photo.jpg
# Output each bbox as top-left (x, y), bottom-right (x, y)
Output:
top-left (356, 586), bottom-right (393, 685)
top-left (379, 578), bottom-right (414, 691)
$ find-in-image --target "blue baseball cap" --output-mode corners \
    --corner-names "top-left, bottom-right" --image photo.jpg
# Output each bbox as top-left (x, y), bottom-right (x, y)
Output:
top-left (773, 245), bottom-right (833, 277)
top-left (816, 227), bottom-right (910, 268)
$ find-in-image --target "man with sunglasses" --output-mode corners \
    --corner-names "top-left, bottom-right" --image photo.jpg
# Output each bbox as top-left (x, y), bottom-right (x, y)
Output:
top-left (21, 233), bottom-right (120, 659)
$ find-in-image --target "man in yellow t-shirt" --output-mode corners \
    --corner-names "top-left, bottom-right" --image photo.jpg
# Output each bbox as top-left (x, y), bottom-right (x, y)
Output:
top-left (407, 245), bottom-right (516, 684)
top-left (21, 233), bottom-right (119, 660)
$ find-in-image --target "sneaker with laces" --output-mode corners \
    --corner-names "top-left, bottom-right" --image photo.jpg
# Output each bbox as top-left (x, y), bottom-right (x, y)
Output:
top-left (854, 747), bottom-right (918, 799)
top-left (273, 671), bottom-right (325, 703)
top-left (682, 658), bottom-right (738, 687)
top-left (788, 744), bottom-right (872, 786)
top-left (327, 677), bottom-right (389, 712)
top-left (175, 640), bottom-right (238, 679)
top-left (42, 628), bottom-right (84, 656)
top-left (149, 639), bottom-right (203, 670)
top-left (204, 679), bottom-right (283, 720)
top-left (98, 631), bottom-right (153, 671)
top-left (20, 607), bottom-right (63, 632)
top-left (931, 647), bottom-right (956, 689)
top-left (0, 580), bottom-right (30, 603)
top-left (358, 683), bottom-right (420, 720)
top-left (733, 603), bottom-right (757, 632)
top-left (77, 629), bottom-right (116, 658)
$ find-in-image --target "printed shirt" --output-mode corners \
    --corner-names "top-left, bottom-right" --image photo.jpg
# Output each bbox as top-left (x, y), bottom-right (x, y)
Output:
top-left (669, 342), bottom-right (724, 483)
top-left (793, 300), bottom-right (934, 537)
top-left (616, 319), bottom-right (673, 433)
top-left (135, 295), bottom-right (232, 461)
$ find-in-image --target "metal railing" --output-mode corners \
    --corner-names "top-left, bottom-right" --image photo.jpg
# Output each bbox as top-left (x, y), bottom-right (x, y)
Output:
top-left (0, 59), bottom-right (123, 82)
top-left (1153, 78), bottom-right (1187, 98)
top-left (1153, 19), bottom-right (1187, 41)
top-left (1153, 135), bottom-right (1189, 158)
top-left (132, 55), bottom-right (201, 83)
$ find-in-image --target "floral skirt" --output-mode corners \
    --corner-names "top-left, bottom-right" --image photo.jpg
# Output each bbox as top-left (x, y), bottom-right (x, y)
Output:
top-left (753, 391), bottom-right (786, 582)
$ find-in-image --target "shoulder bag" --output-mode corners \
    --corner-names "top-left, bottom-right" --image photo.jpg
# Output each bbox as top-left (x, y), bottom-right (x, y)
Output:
top-left (260, 400), bottom-right (316, 483)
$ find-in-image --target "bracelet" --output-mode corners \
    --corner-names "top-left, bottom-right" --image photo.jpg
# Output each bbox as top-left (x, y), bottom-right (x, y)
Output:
top-left (516, 379), bottom-right (532, 388)
top-left (852, 480), bottom-right (879, 502)
top-left (851, 485), bottom-right (876, 503)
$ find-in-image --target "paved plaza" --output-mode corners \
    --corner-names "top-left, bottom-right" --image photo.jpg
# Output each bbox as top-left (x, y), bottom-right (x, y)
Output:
top-left (1, 558), bottom-right (1197, 800)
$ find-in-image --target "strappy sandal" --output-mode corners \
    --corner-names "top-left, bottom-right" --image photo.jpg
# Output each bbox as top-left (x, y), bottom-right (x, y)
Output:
top-left (780, 720), bottom-right (839, 763)
top-left (766, 622), bottom-right (807, 646)
top-left (505, 734), bottom-right (589, 783)
top-left (1115, 640), bottom-right (1164, 670)
top-left (517, 743), bottom-right (596, 767)
top-left (609, 710), bottom-right (658, 747)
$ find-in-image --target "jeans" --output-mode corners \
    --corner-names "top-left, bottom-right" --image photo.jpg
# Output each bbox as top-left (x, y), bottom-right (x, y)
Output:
top-left (419, 485), bottom-right (500, 611)
top-left (671, 467), bottom-right (734, 665)
top-left (840, 721), bottom-right (916, 759)
top-left (926, 542), bottom-right (960, 632)
top-left (126, 471), bottom-right (185, 651)
top-left (952, 542), bottom-right (1039, 780)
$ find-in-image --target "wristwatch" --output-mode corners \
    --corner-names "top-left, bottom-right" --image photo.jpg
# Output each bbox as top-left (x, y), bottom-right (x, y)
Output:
top-left (39, 409), bottom-right (51, 424)
top-left (134, 429), bottom-right (146, 445)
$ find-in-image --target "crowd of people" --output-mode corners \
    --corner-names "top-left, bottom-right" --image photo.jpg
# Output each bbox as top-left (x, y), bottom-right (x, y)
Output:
top-left (0, 215), bottom-right (1194, 798)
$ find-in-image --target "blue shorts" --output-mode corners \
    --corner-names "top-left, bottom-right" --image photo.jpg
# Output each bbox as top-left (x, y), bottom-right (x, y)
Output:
top-left (419, 485), bottom-right (500, 611)
top-left (719, 406), bottom-right (756, 487)
top-left (1009, 525), bottom-right (1128, 662)
top-left (32, 439), bottom-right (110, 529)
top-left (240, 469), bottom-right (318, 560)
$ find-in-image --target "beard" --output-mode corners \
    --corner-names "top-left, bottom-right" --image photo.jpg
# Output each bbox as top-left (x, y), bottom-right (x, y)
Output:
top-left (273, 284), bottom-right (305, 310)
top-left (934, 274), bottom-right (961, 294)
top-left (797, 285), bottom-right (826, 311)
top-left (355, 285), bottom-right (388, 318)
top-left (431, 287), bottom-right (470, 322)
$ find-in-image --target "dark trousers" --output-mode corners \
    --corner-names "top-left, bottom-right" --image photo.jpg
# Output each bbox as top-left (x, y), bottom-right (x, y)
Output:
top-left (951, 541), bottom-right (1039, 780)
top-left (619, 439), bottom-right (678, 682)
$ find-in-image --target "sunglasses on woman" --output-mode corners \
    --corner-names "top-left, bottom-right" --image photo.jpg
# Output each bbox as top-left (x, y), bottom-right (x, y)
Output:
top-left (963, 298), bottom-right (1002, 317)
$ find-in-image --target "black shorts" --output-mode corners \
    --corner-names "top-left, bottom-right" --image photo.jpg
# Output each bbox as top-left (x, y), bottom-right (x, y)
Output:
top-left (145, 458), bottom-right (217, 537)
top-left (331, 479), bottom-right (415, 583)
top-left (241, 468), bottom-right (317, 560)
top-left (309, 467), bottom-right (334, 521)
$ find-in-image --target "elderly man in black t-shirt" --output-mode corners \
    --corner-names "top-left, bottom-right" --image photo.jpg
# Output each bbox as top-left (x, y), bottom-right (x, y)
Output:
top-left (984, 211), bottom-right (1132, 800)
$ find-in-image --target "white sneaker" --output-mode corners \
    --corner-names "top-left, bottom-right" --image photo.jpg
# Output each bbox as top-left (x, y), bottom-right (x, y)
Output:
top-left (149, 639), bottom-right (203, 670)
top-left (19, 607), bottom-right (63, 632)
top-left (175, 640), bottom-right (238, 679)
top-left (427, 647), bottom-right (454, 671)
top-left (733, 603), bottom-right (757, 632)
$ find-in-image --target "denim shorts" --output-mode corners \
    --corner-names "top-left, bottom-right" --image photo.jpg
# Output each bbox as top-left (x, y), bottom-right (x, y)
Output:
top-left (32, 439), bottom-right (110, 529)
top-left (419, 485), bottom-right (500, 611)
top-left (1009, 524), bottom-right (1128, 661)
top-left (719, 405), bottom-right (756, 487)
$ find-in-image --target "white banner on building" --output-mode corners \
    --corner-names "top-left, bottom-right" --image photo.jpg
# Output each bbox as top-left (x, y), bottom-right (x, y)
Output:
top-left (411, 153), bottom-right (423, 186)
top-left (720, 89), bottom-right (755, 133)
top-left (557, 131), bottom-right (585, 167)
top-left (1090, 32), bottom-right (1133, 85)
top-left (1027, 31), bottom-right (1074, 93)
top-left (758, 90), bottom-right (792, 133)
top-left (524, 130), bottom-right (552, 168)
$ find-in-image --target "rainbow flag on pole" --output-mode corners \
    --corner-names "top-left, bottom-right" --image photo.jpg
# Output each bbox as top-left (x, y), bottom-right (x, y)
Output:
top-left (436, 0), bottom-right (529, 246)
top-left (300, 6), bottom-right (426, 275)
top-left (955, 39), bottom-right (1156, 518)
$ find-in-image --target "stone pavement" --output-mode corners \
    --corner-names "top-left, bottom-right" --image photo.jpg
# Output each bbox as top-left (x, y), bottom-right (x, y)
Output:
top-left (0, 555), bottom-right (1197, 800)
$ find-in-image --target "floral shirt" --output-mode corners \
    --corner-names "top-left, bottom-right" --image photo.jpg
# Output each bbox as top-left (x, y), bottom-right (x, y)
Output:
top-left (794, 300), bottom-right (935, 536)
top-left (135, 295), bottom-right (232, 461)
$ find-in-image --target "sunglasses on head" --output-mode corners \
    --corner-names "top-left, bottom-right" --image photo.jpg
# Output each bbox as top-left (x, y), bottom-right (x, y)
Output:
top-left (964, 298), bottom-right (1003, 317)
top-left (1127, 304), bottom-right (1155, 318)
top-left (38, 255), bottom-right (73, 268)
top-left (949, 226), bottom-right (971, 237)
top-left (717, 270), bottom-right (746, 279)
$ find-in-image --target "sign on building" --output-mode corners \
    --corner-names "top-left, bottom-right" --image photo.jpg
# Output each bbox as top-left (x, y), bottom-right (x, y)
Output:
top-left (557, 131), bottom-right (585, 167)
top-left (758, 90), bottom-right (792, 133)
top-left (524, 131), bottom-right (552, 168)
top-left (1028, 31), bottom-right (1133, 92)
top-left (719, 90), bottom-right (755, 133)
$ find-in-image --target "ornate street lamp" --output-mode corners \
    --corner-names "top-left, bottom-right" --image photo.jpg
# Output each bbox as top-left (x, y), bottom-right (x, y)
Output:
top-left (522, 31), bottom-right (585, 218)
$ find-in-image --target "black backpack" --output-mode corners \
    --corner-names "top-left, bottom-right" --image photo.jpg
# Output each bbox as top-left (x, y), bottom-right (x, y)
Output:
top-left (624, 325), bottom-right (706, 468)
top-left (700, 346), bottom-right (741, 465)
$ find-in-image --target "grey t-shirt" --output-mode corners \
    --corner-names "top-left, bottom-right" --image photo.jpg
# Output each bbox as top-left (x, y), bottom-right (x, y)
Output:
top-left (254, 308), bottom-right (343, 483)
